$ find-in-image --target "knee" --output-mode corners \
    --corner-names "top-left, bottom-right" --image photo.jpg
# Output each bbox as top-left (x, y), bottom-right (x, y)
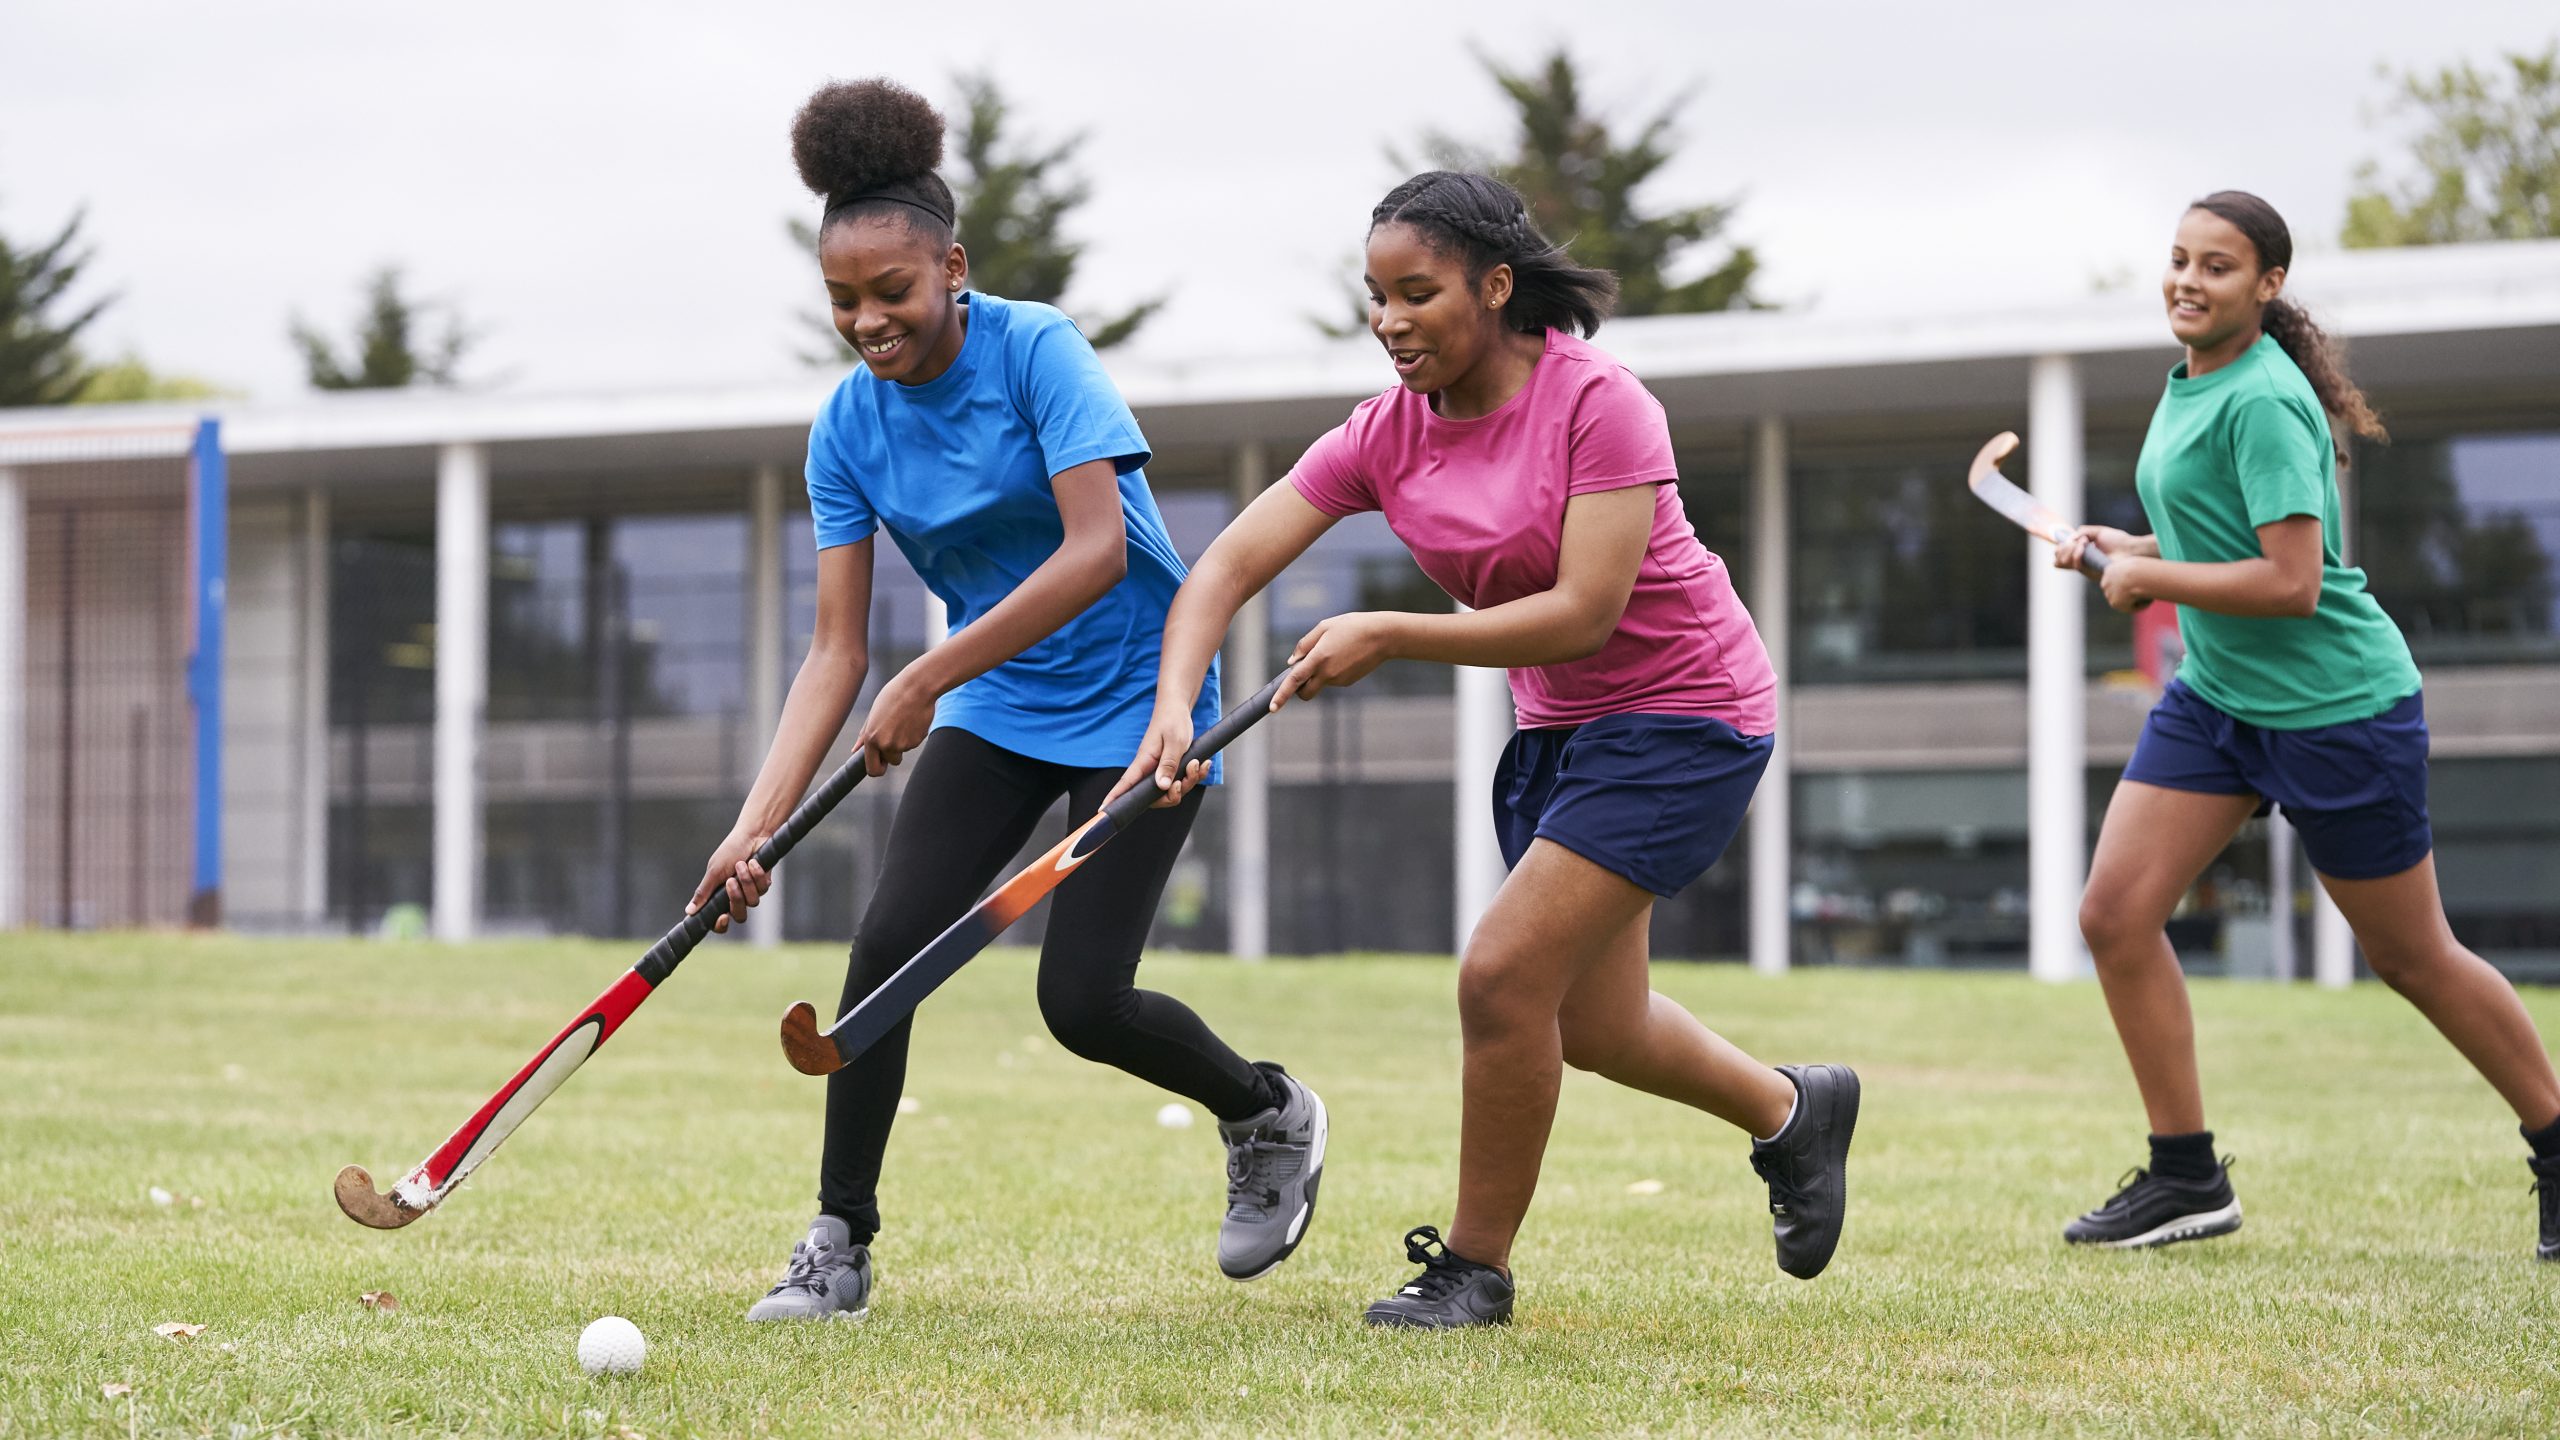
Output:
top-left (1456, 944), bottom-right (1550, 1041)
top-left (2078, 891), bottom-right (2155, 961)
top-left (1036, 976), bottom-right (1134, 1059)
top-left (2359, 938), bottom-right (2447, 992)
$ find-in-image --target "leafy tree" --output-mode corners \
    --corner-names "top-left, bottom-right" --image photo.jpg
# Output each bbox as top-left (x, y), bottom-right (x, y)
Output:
top-left (790, 71), bottom-right (1163, 365)
top-left (0, 206), bottom-right (111, 406)
top-left (291, 266), bottom-right (473, 390)
top-left (75, 353), bottom-right (231, 404)
top-left (2343, 41), bottom-right (2560, 247)
top-left (1316, 48), bottom-right (1767, 335)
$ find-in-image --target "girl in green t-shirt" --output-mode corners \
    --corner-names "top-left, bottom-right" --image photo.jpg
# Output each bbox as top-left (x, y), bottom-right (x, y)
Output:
top-left (2050, 190), bottom-right (2560, 1260)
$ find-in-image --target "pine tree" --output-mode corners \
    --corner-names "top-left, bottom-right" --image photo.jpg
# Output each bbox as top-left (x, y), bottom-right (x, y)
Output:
top-left (291, 266), bottom-right (473, 390)
top-left (1317, 48), bottom-right (1767, 335)
top-left (1441, 49), bottom-right (1766, 316)
top-left (0, 206), bottom-right (111, 406)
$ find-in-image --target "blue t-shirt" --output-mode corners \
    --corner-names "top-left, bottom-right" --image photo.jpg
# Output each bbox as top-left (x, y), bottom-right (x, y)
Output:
top-left (805, 292), bottom-right (1220, 771)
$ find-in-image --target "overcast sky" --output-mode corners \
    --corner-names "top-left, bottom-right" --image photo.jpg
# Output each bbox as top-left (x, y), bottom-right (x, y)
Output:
top-left (4, 1), bottom-right (2552, 401)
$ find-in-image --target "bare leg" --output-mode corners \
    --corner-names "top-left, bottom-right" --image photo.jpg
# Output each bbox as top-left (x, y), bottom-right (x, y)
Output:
top-left (2079, 783), bottom-right (2263, 1136)
top-left (2321, 856), bottom-right (2560, 1130)
top-left (1555, 900), bottom-right (1794, 1135)
top-left (1445, 840), bottom-right (1793, 1272)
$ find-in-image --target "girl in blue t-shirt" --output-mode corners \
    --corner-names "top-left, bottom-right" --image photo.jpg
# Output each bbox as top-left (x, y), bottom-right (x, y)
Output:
top-left (687, 80), bottom-right (1326, 1321)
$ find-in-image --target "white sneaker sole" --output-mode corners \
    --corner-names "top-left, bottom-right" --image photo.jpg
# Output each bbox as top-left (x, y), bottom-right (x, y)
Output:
top-left (2084, 1201), bottom-right (2243, 1250)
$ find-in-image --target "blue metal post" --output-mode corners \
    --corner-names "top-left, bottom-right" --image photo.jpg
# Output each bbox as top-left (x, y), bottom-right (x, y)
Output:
top-left (188, 418), bottom-right (225, 926)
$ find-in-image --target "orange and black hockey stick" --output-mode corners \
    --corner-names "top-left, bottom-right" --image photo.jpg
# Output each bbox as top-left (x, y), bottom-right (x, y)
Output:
top-left (780, 671), bottom-right (1293, 1077)
top-left (334, 752), bottom-right (871, 1229)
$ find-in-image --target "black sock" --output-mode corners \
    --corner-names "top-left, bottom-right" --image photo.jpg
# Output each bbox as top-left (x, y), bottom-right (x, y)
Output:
top-left (2148, 1131), bottom-right (2219, 1181)
top-left (2521, 1114), bottom-right (2560, 1160)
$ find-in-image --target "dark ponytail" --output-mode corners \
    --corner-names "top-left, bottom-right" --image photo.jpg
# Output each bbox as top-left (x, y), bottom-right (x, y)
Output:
top-left (791, 79), bottom-right (957, 245)
top-left (2190, 190), bottom-right (2387, 463)
top-left (1371, 171), bottom-right (1618, 337)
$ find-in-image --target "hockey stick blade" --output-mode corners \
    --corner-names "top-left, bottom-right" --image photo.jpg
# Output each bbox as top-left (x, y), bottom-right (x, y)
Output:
top-left (335, 750), bottom-right (870, 1229)
top-left (1967, 431), bottom-right (2114, 580)
top-left (782, 672), bottom-right (1295, 1077)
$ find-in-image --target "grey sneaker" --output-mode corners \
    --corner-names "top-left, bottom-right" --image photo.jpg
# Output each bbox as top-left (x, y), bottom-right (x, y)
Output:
top-left (744, 1215), bottom-right (873, 1322)
top-left (1216, 1063), bottom-right (1328, 1280)
top-left (1748, 1063), bottom-right (1860, 1280)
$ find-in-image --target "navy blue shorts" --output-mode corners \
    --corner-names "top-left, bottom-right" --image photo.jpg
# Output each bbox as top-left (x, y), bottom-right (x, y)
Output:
top-left (2122, 680), bottom-right (2432, 881)
top-left (1494, 713), bottom-right (1773, 898)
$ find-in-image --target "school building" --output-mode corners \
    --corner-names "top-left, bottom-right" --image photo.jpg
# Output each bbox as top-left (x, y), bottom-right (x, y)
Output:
top-left (3, 237), bottom-right (2555, 982)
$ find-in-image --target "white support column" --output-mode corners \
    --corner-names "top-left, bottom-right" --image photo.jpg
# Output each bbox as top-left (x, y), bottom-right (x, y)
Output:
top-left (432, 443), bottom-right (488, 943)
top-left (2267, 811), bottom-right (2297, 982)
top-left (746, 464), bottom-right (786, 949)
top-left (1226, 441), bottom-right (1270, 963)
top-left (1748, 417), bottom-right (1792, 976)
top-left (2027, 355), bottom-right (2088, 983)
top-left (0, 466), bottom-right (23, 931)
top-left (1453, 652), bottom-right (1511, 954)
top-left (298, 487), bottom-right (331, 925)
top-left (923, 584), bottom-right (949, 649)
top-left (2313, 883), bottom-right (2355, 987)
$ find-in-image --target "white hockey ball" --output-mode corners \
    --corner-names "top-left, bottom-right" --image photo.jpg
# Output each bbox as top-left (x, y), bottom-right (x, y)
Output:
top-left (1155, 1103), bottom-right (1194, 1130)
top-left (576, 1316), bottom-right (646, 1376)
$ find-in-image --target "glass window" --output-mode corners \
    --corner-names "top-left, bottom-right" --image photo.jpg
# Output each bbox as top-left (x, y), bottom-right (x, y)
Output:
top-left (1792, 444), bottom-right (2031, 684)
top-left (2431, 757), bottom-right (2560, 980)
top-left (1791, 768), bottom-right (2029, 966)
top-left (2353, 429), bottom-right (2560, 666)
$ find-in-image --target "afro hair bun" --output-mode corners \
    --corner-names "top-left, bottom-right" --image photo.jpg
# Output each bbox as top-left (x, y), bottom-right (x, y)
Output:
top-left (791, 79), bottom-right (946, 201)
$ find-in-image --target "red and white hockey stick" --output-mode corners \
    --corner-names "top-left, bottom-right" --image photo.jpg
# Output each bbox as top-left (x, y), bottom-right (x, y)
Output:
top-left (779, 672), bottom-right (1292, 1076)
top-left (334, 753), bottom-right (870, 1229)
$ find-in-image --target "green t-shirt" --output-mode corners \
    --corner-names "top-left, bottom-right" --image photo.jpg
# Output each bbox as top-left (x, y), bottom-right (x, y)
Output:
top-left (2133, 334), bottom-right (2420, 729)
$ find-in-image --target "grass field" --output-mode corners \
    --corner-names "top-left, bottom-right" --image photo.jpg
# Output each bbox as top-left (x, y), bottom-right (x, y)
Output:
top-left (5, 932), bottom-right (2559, 1438)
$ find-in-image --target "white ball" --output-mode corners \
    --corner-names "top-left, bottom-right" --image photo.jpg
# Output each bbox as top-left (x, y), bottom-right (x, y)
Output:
top-left (1155, 1102), bottom-right (1194, 1130)
top-left (576, 1316), bottom-right (646, 1376)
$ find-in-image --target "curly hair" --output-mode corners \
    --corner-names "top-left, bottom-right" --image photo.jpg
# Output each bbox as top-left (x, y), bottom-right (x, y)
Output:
top-left (2189, 190), bottom-right (2386, 463)
top-left (791, 78), bottom-right (955, 242)
top-left (1370, 171), bottom-right (1618, 337)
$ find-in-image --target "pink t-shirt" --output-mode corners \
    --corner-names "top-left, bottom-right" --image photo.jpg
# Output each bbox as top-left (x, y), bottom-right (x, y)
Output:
top-left (1288, 329), bottom-right (1777, 734)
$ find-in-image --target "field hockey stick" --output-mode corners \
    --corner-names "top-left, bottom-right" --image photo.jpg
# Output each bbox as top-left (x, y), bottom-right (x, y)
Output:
top-left (334, 751), bottom-right (871, 1229)
top-left (1967, 432), bottom-right (2150, 607)
top-left (779, 671), bottom-right (1295, 1077)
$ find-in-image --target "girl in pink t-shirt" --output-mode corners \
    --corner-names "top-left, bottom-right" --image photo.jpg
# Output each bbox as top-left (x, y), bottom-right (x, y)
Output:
top-left (1111, 171), bottom-right (1859, 1329)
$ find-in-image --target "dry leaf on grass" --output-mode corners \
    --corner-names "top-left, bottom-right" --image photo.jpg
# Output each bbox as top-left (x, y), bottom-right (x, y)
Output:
top-left (151, 1323), bottom-right (206, 1340)
top-left (359, 1291), bottom-right (398, 1312)
top-left (100, 1383), bottom-right (132, 1399)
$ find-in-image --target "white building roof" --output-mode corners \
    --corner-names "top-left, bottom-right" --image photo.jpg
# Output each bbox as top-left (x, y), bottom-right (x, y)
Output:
top-left (5, 237), bottom-right (2558, 484)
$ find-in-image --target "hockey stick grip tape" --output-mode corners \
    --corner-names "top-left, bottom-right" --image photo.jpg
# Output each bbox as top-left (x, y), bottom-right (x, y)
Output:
top-left (1098, 672), bottom-right (1293, 831)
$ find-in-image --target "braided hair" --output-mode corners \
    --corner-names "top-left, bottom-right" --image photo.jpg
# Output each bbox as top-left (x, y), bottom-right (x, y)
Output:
top-left (1371, 171), bottom-right (1618, 337)
top-left (791, 79), bottom-right (957, 245)
top-left (2189, 190), bottom-right (2386, 463)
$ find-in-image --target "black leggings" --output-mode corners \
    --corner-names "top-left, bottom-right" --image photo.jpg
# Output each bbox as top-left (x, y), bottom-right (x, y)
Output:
top-left (819, 726), bottom-right (1274, 1241)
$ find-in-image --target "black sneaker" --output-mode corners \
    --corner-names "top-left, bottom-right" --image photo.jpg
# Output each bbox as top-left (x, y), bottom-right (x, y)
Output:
top-left (2063, 1160), bottom-right (2242, 1249)
top-left (1748, 1063), bottom-right (1859, 1279)
top-left (1361, 1226), bottom-right (1514, 1330)
top-left (2531, 1155), bottom-right (2560, 1262)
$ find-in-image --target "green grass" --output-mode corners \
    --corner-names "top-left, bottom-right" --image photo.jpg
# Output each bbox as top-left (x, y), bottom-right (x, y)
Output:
top-left (4, 933), bottom-right (2558, 1437)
